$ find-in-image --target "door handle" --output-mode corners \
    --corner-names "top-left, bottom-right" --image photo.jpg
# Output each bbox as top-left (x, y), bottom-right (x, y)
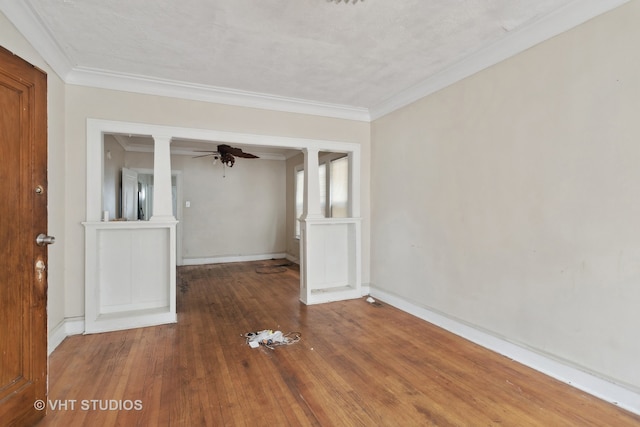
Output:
top-left (36, 234), bottom-right (56, 246)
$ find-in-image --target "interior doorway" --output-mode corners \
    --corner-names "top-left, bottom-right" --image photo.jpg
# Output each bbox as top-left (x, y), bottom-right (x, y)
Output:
top-left (85, 119), bottom-right (362, 335)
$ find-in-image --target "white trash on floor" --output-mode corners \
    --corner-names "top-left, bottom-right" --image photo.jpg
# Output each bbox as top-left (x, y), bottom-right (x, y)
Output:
top-left (244, 329), bottom-right (301, 349)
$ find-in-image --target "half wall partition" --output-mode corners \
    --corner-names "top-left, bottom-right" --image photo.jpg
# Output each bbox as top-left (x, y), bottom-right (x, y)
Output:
top-left (83, 119), bottom-right (362, 334)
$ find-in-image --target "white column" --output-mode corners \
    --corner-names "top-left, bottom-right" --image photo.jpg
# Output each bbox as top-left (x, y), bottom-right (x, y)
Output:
top-left (348, 149), bottom-right (361, 218)
top-left (301, 147), bottom-right (323, 219)
top-left (150, 135), bottom-right (175, 221)
top-left (299, 147), bottom-right (321, 304)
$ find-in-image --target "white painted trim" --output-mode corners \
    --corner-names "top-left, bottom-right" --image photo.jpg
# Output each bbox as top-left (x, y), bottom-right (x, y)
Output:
top-left (119, 140), bottom-right (286, 161)
top-left (300, 217), bottom-right (362, 305)
top-left (369, 0), bottom-right (631, 120)
top-left (83, 221), bottom-right (178, 334)
top-left (0, 0), bottom-right (74, 78)
top-left (0, 2), bottom-right (368, 121)
top-left (307, 287), bottom-right (361, 305)
top-left (131, 168), bottom-right (184, 265)
top-left (87, 118), bottom-right (362, 309)
top-left (66, 67), bottom-right (370, 122)
top-left (90, 118), bottom-right (361, 149)
top-left (85, 311), bottom-right (177, 335)
top-left (285, 253), bottom-right (299, 265)
top-left (369, 286), bottom-right (640, 416)
top-left (182, 253), bottom-right (289, 266)
top-left (48, 316), bottom-right (85, 355)
top-left (360, 283), bottom-right (370, 296)
top-left (2, 0), bottom-right (628, 122)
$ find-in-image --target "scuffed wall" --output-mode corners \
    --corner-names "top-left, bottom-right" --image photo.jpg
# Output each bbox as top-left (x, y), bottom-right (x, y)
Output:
top-left (371, 2), bottom-right (640, 391)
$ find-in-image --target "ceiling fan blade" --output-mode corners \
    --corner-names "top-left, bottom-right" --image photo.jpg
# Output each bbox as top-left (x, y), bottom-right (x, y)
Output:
top-left (218, 144), bottom-right (259, 159)
top-left (234, 152), bottom-right (259, 159)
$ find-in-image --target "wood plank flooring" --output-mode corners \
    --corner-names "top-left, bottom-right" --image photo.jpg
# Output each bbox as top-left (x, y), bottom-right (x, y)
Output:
top-left (39, 260), bottom-right (640, 426)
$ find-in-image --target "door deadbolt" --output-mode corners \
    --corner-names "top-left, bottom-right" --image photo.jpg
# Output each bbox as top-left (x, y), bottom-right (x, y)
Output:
top-left (36, 234), bottom-right (56, 246)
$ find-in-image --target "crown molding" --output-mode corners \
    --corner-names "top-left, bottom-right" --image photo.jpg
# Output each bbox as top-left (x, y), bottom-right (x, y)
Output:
top-left (0, 0), bottom-right (74, 79)
top-left (66, 67), bottom-right (371, 122)
top-left (369, 0), bottom-right (631, 121)
top-left (0, 1), bottom-right (369, 122)
top-left (3, 0), bottom-right (628, 123)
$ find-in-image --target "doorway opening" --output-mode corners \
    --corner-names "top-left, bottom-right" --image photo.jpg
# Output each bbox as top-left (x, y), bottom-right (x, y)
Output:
top-left (85, 119), bottom-right (362, 334)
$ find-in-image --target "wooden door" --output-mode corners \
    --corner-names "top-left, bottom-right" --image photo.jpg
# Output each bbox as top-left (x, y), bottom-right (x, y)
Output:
top-left (0, 46), bottom-right (48, 426)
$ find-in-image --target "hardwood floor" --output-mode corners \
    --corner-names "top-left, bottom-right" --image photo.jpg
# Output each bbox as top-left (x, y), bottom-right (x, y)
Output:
top-left (39, 260), bottom-right (640, 426)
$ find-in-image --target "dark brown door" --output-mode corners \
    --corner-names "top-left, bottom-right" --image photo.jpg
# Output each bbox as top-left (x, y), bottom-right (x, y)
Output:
top-left (0, 46), bottom-right (48, 426)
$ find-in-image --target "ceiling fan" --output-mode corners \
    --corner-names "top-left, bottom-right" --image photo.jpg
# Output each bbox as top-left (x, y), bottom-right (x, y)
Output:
top-left (193, 144), bottom-right (259, 167)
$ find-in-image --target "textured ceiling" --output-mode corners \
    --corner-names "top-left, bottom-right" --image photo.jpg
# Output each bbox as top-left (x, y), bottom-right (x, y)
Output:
top-left (2, 1), bottom-right (624, 118)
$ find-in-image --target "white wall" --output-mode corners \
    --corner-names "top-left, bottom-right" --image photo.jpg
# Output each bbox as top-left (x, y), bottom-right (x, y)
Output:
top-left (181, 156), bottom-right (286, 260)
top-left (118, 149), bottom-right (287, 260)
top-left (371, 2), bottom-right (640, 391)
top-left (0, 12), bottom-right (66, 336)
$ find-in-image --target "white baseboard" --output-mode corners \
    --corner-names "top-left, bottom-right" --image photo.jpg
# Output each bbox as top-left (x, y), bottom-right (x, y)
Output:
top-left (181, 252), bottom-right (288, 266)
top-left (360, 283), bottom-right (371, 296)
top-left (284, 253), bottom-right (299, 264)
top-left (369, 287), bottom-right (640, 416)
top-left (85, 310), bottom-right (176, 335)
top-left (48, 316), bottom-right (85, 355)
